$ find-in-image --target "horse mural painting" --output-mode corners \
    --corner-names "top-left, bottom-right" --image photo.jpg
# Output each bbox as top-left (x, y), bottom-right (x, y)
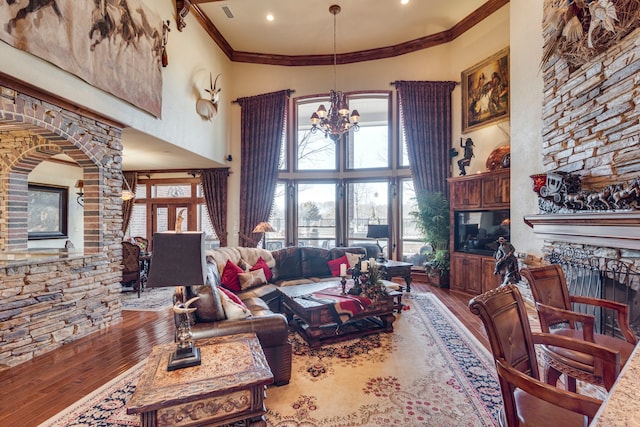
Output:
top-left (1, 0), bottom-right (164, 117)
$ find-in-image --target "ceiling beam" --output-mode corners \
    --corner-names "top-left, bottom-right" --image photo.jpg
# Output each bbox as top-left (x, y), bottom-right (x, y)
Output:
top-left (187, 0), bottom-right (509, 66)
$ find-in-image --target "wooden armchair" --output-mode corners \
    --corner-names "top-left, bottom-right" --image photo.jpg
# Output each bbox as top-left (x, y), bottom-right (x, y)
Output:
top-left (469, 285), bottom-right (617, 427)
top-left (122, 241), bottom-right (142, 297)
top-left (520, 264), bottom-right (637, 392)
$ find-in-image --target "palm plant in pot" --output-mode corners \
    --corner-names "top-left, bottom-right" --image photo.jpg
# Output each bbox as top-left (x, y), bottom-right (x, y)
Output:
top-left (410, 191), bottom-right (450, 287)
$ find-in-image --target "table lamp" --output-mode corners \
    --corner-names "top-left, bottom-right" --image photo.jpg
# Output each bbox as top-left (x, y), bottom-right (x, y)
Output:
top-left (252, 221), bottom-right (275, 249)
top-left (367, 224), bottom-right (390, 262)
top-left (146, 231), bottom-right (207, 371)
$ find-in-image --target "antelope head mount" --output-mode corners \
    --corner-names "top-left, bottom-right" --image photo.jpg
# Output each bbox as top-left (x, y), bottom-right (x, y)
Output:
top-left (196, 73), bottom-right (222, 121)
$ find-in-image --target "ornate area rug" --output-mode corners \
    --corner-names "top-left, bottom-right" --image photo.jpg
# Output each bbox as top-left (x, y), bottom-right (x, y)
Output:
top-left (40, 292), bottom-right (501, 427)
top-left (120, 287), bottom-right (174, 312)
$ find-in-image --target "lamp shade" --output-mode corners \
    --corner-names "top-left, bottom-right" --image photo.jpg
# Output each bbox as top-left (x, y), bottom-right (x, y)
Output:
top-left (252, 222), bottom-right (275, 233)
top-left (146, 232), bottom-right (207, 288)
top-left (367, 224), bottom-right (390, 239)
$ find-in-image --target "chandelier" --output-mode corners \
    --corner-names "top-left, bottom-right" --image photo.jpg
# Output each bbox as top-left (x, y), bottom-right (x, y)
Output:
top-left (310, 5), bottom-right (360, 142)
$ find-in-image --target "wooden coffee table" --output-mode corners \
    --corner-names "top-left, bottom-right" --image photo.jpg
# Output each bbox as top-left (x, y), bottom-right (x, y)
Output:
top-left (278, 281), bottom-right (396, 348)
top-left (127, 333), bottom-right (273, 427)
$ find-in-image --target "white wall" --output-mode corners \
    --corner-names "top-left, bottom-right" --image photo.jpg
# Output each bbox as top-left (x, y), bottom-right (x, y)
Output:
top-left (0, 0), bottom-right (231, 165)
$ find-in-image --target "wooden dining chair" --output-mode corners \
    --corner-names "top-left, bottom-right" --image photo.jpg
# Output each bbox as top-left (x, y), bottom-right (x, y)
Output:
top-left (520, 264), bottom-right (636, 392)
top-left (469, 284), bottom-right (618, 427)
top-left (122, 241), bottom-right (142, 297)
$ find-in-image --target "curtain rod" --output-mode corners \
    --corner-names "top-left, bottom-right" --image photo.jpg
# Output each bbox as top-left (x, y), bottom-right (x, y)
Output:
top-left (389, 81), bottom-right (460, 87)
top-left (232, 89), bottom-right (295, 104)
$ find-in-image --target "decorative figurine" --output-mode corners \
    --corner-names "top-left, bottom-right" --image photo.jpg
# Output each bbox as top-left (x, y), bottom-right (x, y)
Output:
top-left (494, 236), bottom-right (521, 285)
top-left (457, 137), bottom-right (475, 176)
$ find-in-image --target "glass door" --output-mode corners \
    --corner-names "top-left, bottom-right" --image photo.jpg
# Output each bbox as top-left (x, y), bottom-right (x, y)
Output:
top-left (151, 204), bottom-right (191, 235)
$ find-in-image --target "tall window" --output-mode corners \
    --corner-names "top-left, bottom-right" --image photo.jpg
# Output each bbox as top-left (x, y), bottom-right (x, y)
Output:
top-left (273, 90), bottom-right (415, 258)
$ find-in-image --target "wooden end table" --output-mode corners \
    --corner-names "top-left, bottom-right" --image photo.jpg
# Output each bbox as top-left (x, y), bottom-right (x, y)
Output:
top-left (127, 333), bottom-right (273, 427)
top-left (379, 260), bottom-right (413, 292)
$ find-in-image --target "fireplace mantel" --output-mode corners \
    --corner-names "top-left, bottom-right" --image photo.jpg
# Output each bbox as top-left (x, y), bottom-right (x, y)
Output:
top-left (524, 211), bottom-right (640, 250)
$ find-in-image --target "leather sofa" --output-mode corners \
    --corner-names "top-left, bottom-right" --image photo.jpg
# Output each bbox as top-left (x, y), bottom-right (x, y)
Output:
top-left (174, 245), bottom-right (368, 386)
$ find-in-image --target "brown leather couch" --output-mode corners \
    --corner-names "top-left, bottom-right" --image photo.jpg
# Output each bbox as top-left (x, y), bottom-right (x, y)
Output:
top-left (173, 246), bottom-right (367, 386)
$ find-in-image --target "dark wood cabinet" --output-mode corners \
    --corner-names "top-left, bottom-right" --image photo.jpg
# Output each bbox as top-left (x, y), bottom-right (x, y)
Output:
top-left (448, 169), bottom-right (510, 295)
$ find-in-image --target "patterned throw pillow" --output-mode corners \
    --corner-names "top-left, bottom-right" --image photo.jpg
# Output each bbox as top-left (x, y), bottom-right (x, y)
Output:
top-left (220, 259), bottom-right (244, 292)
top-left (250, 256), bottom-right (273, 282)
top-left (238, 269), bottom-right (267, 291)
top-left (345, 252), bottom-right (362, 268)
top-left (218, 286), bottom-right (251, 320)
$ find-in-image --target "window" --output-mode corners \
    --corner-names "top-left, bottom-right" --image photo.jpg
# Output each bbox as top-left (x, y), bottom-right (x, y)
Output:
top-left (400, 179), bottom-right (425, 263)
top-left (273, 90), bottom-right (417, 259)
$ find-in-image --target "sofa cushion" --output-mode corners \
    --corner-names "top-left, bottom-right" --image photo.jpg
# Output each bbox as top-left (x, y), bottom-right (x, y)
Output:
top-left (300, 247), bottom-right (331, 278)
top-left (221, 259), bottom-right (244, 292)
top-left (271, 247), bottom-right (302, 281)
top-left (327, 255), bottom-right (349, 276)
top-left (250, 256), bottom-right (273, 282)
top-left (238, 269), bottom-right (268, 290)
top-left (328, 246), bottom-right (366, 260)
top-left (188, 284), bottom-right (225, 322)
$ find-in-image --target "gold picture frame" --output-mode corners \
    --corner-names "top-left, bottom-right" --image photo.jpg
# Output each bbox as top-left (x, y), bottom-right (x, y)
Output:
top-left (461, 47), bottom-right (510, 133)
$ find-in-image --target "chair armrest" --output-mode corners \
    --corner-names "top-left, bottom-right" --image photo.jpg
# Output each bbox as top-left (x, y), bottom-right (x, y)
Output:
top-left (532, 332), bottom-right (621, 387)
top-left (536, 302), bottom-right (596, 342)
top-left (495, 358), bottom-right (602, 424)
top-left (570, 296), bottom-right (638, 344)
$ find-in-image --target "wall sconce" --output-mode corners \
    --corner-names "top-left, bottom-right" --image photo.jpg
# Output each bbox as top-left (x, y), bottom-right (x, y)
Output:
top-left (75, 180), bottom-right (84, 207)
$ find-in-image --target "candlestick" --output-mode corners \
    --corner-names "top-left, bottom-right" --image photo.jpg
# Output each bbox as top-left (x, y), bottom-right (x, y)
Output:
top-left (340, 276), bottom-right (347, 295)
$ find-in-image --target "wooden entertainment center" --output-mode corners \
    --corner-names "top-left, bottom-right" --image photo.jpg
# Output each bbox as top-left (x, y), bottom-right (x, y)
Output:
top-left (448, 169), bottom-right (510, 295)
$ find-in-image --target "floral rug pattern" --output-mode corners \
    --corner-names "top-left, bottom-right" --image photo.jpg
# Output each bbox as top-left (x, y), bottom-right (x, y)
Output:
top-left (40, 293), bottom-right (501, 427)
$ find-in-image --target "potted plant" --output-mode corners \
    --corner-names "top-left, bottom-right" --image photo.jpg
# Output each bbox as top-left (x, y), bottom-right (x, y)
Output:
top-left (410, 191), bottom-right (450, 287)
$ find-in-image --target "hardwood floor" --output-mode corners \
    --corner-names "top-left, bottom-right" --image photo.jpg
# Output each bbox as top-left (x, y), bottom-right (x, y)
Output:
top-left (0, 282), bottom-right (484, 426)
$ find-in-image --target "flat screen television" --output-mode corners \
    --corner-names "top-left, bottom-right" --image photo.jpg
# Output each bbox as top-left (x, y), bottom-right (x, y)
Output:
top-left (453, 209), bottom-right (510, 256)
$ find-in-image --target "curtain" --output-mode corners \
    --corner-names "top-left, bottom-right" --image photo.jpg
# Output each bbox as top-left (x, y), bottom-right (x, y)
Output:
top-left (236, 89), bottom-right (290, 247)
top-left (121, 171), bottom-right (137, 233)
top-left (395, 81), bottom-right (457, 196)
top-left (200, 168), bottom-right (229, 247)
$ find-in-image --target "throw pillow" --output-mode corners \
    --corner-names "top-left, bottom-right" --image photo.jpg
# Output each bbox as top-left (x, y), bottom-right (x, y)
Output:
top-left (345, 252), bottom-right (362, 268)
top-left (238, 269), bottom-right (268, 291)
top-left (237, 258), bottom-right (251, 271)
top-left (218, 286), bottom-right (251, 320)
top-left (327, 255), bottom-right (349, 277)
top-left (220, 259), bottom-right (244, 292)
top-left (250, 256), bottom-right (273, 282)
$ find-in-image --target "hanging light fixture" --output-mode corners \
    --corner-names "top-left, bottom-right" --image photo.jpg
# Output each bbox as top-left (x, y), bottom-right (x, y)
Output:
top-left (310, 4), bottom-right (360, 142)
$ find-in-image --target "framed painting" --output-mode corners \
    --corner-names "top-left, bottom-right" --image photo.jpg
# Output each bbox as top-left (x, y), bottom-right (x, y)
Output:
top-left (461, 47), bottom-right (510, 133)
top-left (28, 184), bottom-right (68, 240)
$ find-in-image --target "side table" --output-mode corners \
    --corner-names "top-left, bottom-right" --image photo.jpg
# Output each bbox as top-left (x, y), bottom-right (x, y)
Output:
top-left (127, 333), bottom-right (273, 427)
top-left (379, 260), bottom-right (413, 292)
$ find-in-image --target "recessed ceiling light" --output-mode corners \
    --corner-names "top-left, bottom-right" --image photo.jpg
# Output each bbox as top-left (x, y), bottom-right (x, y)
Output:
top-left (401, 0), bottom-right (409, 4)
top-left (266, 14), bottom-right (274, 21)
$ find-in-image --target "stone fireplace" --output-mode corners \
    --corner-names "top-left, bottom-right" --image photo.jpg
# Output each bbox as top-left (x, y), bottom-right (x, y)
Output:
top-left (519, 3), bottom-right (640, 334)
top-left (0, 78), bottom-right (124, 370)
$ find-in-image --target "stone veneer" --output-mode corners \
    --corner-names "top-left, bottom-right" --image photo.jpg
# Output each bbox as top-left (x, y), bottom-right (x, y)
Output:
top-left (0, 84), bottom-right (124, 370)
top-left (537, 1), bottom-right (640, 264)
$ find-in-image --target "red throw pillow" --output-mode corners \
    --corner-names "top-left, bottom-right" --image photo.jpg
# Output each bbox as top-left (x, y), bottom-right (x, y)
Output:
top-left (250, 256), bottom-right (273, 282)
top-left (220, 259), bottom-right (244, 292)
top-left (327, 255), bottom-right (349, 277)
top-left (218, 286), bottom-right (248, 309)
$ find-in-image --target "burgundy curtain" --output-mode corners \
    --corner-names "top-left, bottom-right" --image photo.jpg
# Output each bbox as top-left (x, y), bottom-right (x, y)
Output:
top-left (121, 172), bottom-right (137, 233)
top-left (236, 89), bottom-right (289, 247)
top-left (200, 168), bottom-right (229, 247)
top-left (395, 81), bottom-right (457, 196)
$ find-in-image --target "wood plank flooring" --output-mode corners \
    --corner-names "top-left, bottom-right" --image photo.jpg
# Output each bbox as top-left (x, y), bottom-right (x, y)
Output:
top-left (0, 282), bottom-right (483, 427)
